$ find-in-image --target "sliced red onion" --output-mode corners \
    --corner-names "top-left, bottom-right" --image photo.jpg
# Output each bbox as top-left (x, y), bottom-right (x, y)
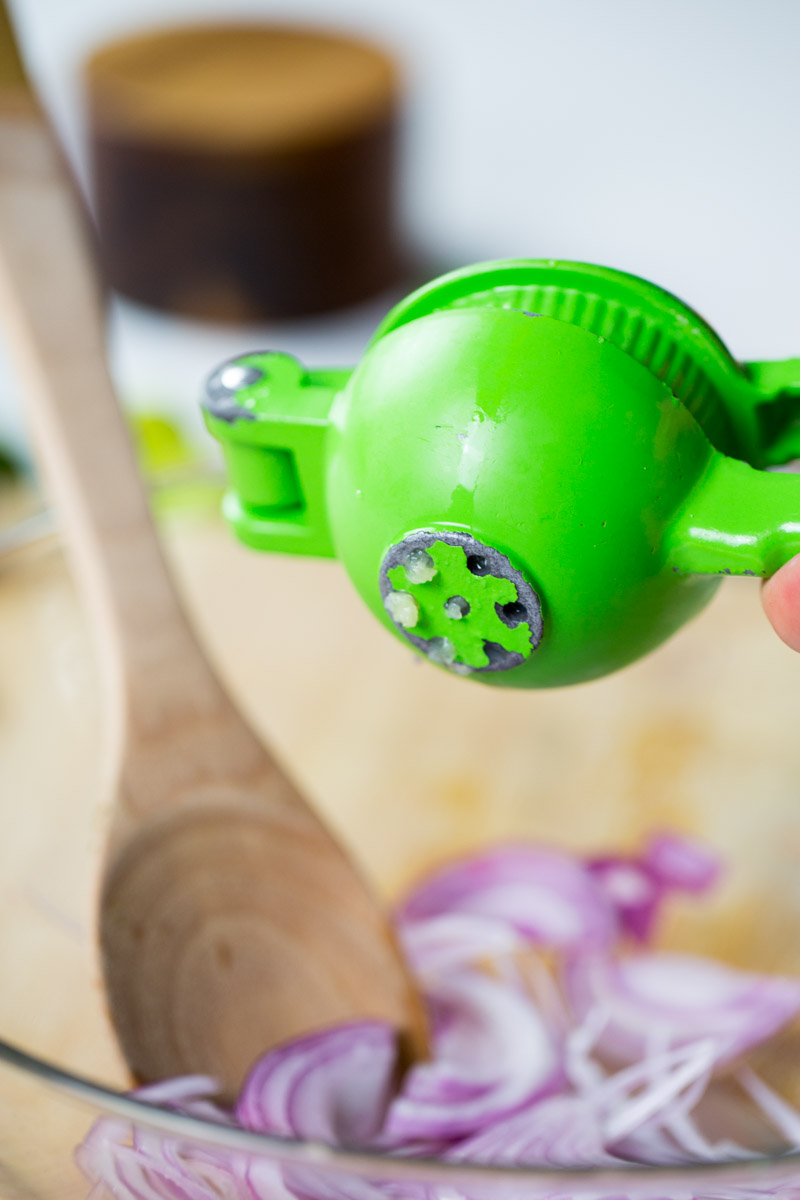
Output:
top-left (642, 832), bottom-right (721, 894)
top-left (281, 1162), bottom-right (431, 1200)
top-left (77, 1117), bottom-right (269, 1200)
top-left (398, 845), bottom-right (617, 952)
top-left (398, 912), bottom-right (522, 977)
top-left (447, 1042), bottom-right (720, 1167)
top-left (383, 968), bottom-right (561, 1143)
top-left (280, 1163), bottom-right (391, 1200)
top-left (588, 833), bottom-right (720, 944)
top-left (577, 1042), bottom-right (734, 1166)
top-left (737, 1068), bottom-right (800, 1149)
top-left (131, 1076), bottom-right (236, 1132)
top-left (76, 1075), bottom-right (246, 1200)
top-left (131, 1076), bottom-right (221, 1107)
top-left (564, 1006), bottom-right (610, 1093)
top-left (600, 1039), bottom-right (717, 1144)
top-left (76, 834), bottom-right (800, 1193)
top-left (585, 858), bottom-right (661, 944)
top-left (446, 1094), bottom-right (621, 1166)
top-left (237, 1021), bottom-right (398, 1147)
top-left (564, 952), bottom-right (800, 1068)
top-left (612, 1076), bottom-right (752, 1166)
top-left (75, 1116), bottom-right (130, 1193)
top-left (610, 1124), bottom-right (698, 1166)
top-left (613, 1119), bottom-right (750, 1168)
top-left (249, 1159), bottom-right (311, 1200)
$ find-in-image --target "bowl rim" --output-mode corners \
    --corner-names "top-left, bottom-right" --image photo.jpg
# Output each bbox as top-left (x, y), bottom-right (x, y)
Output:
top-left (4, 1036), bottom-right (800, 1189)
top-left (2, 509), bottom-right (799, 1187)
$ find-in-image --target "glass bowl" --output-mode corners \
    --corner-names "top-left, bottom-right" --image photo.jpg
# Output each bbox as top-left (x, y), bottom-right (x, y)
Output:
top-left (2, 482), bottom-right (800, 1199)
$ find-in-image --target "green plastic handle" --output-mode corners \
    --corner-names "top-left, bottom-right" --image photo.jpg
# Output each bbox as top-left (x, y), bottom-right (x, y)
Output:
top-left (669, 454), bottom-right (800, 578)
top-left (204, 352), bottom-right (349, 558)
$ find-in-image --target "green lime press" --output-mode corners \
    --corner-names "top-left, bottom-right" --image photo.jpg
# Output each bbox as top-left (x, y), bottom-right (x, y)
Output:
top-left (202, 259), bottom-right (800, 688)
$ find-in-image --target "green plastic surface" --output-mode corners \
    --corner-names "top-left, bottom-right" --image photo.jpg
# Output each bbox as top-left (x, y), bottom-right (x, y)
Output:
top-left (202, 259), bottom-right (800, 688)
top-left (204, 352), bottom-right (347, 558)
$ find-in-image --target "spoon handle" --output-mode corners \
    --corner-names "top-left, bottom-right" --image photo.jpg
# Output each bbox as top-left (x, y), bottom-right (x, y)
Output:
top-left (0, 98), bottom-right (224, 732)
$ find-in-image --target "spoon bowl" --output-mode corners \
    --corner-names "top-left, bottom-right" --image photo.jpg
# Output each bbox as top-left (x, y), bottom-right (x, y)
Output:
top-left (102, 794), bottom-right (420, 1093)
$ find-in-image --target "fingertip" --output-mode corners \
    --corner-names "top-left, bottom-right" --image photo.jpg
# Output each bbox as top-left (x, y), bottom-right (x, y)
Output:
top-left (762, 554), bottom-right (800, 653)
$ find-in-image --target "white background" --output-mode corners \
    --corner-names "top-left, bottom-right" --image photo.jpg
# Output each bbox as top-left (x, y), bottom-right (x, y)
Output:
top-left (3, 0), bottom-right (800, 460)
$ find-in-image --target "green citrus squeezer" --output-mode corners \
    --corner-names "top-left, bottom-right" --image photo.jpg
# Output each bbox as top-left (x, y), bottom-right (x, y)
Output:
top-left (202, 259), bottom-right (800, 688)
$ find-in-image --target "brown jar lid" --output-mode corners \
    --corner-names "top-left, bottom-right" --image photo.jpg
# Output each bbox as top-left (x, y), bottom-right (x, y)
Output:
top-left (86, 25), bottom-right (398, 156)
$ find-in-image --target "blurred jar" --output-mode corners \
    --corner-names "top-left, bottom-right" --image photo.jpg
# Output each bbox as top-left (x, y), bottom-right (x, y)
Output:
top-left (84, 25), bottom-right (402, 321)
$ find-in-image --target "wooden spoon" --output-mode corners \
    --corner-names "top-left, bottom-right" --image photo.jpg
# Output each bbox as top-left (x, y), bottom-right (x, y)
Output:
top-left (0, 17), bottom-right (425, 1099)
